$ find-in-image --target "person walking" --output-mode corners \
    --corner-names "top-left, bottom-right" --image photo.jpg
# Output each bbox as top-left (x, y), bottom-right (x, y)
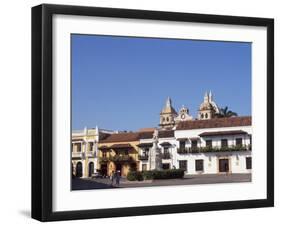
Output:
top-left (115, 170), bottom-right (120, 186)
top-left (110, 171), bottom-right (115, 186)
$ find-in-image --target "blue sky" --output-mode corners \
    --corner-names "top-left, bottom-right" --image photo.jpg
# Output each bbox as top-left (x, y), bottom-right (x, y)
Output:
top-left (72, 34), bottom-right (251, 131)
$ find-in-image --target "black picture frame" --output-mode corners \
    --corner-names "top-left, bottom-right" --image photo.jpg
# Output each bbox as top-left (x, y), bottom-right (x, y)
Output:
top-left (32, 3), bottom-right (274, 222)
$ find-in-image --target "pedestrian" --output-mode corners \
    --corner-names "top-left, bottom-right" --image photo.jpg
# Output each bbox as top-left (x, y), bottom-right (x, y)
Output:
top-left (115, 170), bottom-right (120, 186)
top-left (110, 171), bottom-right (115, 186)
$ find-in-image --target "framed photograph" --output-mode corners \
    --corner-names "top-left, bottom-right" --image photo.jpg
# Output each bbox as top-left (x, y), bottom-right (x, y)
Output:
top-left (32, 4), bottom-right (274, 221)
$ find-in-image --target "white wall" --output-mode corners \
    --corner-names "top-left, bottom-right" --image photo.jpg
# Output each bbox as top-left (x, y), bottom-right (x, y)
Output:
top-left (176, 152), bottom-right (251, 174)
top-left (0, 0), bottom-right (279, 226)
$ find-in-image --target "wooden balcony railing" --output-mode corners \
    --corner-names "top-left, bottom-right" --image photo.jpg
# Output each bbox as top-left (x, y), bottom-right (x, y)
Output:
top-left (98, 155), bottom-right (134, 162)
top-left (177, 145), bottom-right (251, 154)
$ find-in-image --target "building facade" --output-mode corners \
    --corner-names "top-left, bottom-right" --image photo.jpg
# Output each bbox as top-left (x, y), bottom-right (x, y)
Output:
top-left (71, 127), bottom-right (115, 178)
top-left (138, 130), bottom-right (178, 171)
top-left (175, 116), bottom-right (252, 174)
top-left (72, 92), bottom-right (252, 177)
top-left (98, 132), bottom-right (141, 177)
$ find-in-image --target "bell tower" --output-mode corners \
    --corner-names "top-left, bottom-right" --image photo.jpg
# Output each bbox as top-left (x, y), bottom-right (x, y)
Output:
top-left (159, 97), bottom-right (178, 129)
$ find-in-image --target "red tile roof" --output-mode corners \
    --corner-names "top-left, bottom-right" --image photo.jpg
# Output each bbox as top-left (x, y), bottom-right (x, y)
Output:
top-left (99, 132), bottom-right (140, 143)
top-left (138, 131), bottom-right (153, 139)
top-left (176, 116), bottom-right (251, 130)
top-left (199, 130), bottom-right (248, 137)
top-left (138, 128), bottom-right (156, 132)
top-left (100, 130), bottom-right (175, 143)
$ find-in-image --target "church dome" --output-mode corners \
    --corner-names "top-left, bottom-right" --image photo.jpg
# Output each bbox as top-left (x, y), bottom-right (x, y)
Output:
top-left (198, 91), bottom-right (220, 114)
top-left (199, 101), bottom-right (214, 111)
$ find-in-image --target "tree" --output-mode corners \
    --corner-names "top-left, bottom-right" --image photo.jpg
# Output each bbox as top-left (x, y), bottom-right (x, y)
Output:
top-left (215, 106), bottom-right (238, 118)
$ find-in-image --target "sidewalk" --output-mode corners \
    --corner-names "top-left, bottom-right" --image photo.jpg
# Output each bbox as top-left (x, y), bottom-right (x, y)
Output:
top-left (72, 173), bottom-right (251, 190)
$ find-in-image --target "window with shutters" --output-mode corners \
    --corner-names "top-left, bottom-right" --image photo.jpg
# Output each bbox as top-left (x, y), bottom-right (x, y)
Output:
top-left (221, 139), bottom-right (228, 147)
top-left (206, 140), bottom-right (212, 148)
top-left (195, 159), bottom-right (204, 171)
top-left (179, 160), bottom-right (187, 172)
top-left (246, 157), bottom-right (252, 169)
top-left (236, 138), bottom-right (243, 146)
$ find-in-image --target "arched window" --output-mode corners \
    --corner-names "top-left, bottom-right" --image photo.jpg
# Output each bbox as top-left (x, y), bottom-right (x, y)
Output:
top-left (162, 117), bottom-right (165, 122)
top-left (205, 113), bottom-right (208, 119)
top-left (76, 162), bottom-right (83, 177)
top-left (201, 113), bottom-right (204, 119)
top-left (166, 117), bottom-right (169, 122)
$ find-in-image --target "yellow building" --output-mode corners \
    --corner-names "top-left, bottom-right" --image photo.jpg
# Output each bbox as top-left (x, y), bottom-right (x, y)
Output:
top-left (72, 127), bottom-right (115, 178)
top-left (98, 132), bottom-right (141, 177)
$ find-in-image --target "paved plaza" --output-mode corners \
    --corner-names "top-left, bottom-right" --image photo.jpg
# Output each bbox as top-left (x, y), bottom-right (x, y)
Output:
top-left (72, 173), bottom-right (251, 190)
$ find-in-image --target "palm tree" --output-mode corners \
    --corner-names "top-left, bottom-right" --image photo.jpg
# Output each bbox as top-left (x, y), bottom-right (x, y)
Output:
top-left (215, 106), bottom-right (238, 118)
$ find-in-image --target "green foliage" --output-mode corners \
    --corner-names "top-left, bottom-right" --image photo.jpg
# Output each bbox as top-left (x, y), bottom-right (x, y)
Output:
top-left (127, 169), bottom-right (185, 181)
top-left (177, 145), bottom-right (251, 154)
top-left (150, 169), bottom-right (185, 179)
top-left (215, 106), bottom-right (238, 118)
top-left (142, 171), bottom-right (154, 180)
top-left (127, 171), bottom-right (144, 181)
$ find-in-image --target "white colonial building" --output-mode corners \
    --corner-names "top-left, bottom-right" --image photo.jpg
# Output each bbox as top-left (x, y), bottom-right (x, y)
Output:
top-left (175, 117), bottom-right (252, 174)
top-left (138, 92), bottom-right (252, 175)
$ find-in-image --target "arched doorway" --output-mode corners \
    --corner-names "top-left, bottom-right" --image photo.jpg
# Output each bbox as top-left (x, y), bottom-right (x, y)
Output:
top-left (88, 162), bottom-right (94, 177)
top-left (76, 162), bottom-right (83, 177)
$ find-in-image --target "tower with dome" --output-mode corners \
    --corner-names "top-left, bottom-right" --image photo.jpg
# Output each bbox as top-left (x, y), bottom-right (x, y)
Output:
top-left (159, 91), bottom-right (221, 129)
top-left (197, 91), bottom-right (220, 120)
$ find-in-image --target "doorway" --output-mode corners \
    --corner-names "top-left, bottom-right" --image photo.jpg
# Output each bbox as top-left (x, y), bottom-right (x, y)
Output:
top-left (219, 159), bottom-right (229, 172)
top-left (100, 164), bottom-right (107, 177)
top-left (76, 162), bottom-right (83, 177)
top-left (88, 162), bottom-right (94, 177)
top-left (162, 163), bottom-right (170, 170)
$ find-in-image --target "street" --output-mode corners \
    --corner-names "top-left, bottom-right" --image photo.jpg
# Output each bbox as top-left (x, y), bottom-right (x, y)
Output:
top-left (72, 173), bottom-right (251, 190)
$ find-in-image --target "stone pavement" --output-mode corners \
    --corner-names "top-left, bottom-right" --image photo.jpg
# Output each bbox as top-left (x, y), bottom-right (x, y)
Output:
top-left (72, 173), bottom-right (251, 190)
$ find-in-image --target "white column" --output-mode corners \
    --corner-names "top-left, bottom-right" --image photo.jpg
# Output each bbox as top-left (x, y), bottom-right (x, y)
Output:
top-left (82, 160), bottom-right (86, 178)
top-left (93, 141), bottom-right (98, 173)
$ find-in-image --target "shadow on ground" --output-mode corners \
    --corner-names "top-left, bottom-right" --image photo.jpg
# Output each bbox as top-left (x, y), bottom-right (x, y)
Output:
top-left (72, 178), bottom-right (117, 190)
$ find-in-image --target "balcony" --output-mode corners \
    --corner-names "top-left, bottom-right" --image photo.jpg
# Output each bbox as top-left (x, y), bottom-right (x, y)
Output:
top-left (190, 147), bottom-right (200, 153)
top-left (98, 155), bottom-right (134, 163)
top-left (177, 145), bottom-right (251, 154)
top-left (72, 152), bottom-right (83, 158)
top-left (177, 147), bottom-right (189, 154)
top-left (110, 155), bottom-right (133, 162)
top-left (138, 154), bottom-right (149, 160)
top-left (201, 144), bottom-right (250, 152)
